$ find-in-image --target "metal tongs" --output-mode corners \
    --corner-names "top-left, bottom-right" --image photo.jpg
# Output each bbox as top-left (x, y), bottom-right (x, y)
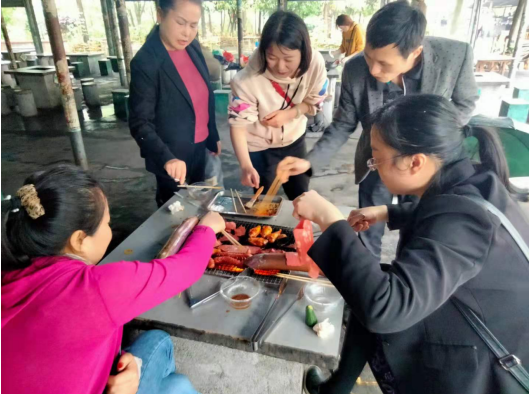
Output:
top-left (250, 280), bottom-right (304, 350)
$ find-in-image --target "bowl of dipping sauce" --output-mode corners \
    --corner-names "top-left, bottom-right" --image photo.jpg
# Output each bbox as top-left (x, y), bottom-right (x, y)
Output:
top-left (220, 277), bottom-right (261, 309)
top-left (304, 282), bottom-right (342, 313)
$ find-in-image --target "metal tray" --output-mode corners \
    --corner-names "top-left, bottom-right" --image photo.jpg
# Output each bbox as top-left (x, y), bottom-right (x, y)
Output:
top-left (207, 191), bottom-right (283, 218)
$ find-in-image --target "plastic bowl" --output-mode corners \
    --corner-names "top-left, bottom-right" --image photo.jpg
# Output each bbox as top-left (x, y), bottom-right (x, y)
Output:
top-left (304, 282), bottom-right (343, 313)
top-left (187, 182), bottom-right (216, 205)
top-left (220, 277), bottom-right (261, 310)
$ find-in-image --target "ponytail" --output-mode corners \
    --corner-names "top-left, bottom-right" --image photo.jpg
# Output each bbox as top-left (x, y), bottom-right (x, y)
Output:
top-left (466, 125), bottom-right (526, 200)
top-left (1, 165), bottom-right (106, 272)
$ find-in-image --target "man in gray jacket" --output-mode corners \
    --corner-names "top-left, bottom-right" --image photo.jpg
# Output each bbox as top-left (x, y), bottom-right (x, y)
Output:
top-left (278, 1), bottom-right (478, 259)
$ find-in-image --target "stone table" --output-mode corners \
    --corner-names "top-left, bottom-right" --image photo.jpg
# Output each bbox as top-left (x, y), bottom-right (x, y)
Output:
top-left (101, 194), bottom-right (353, 369)
top-left (67, 53), bottom-right (104, 76)
top-left (4, 66), bottom-right (61, 109)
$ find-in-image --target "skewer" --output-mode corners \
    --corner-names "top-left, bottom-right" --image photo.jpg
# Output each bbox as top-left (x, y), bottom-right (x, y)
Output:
top-left (234, 190), bottom-right (247, 213)
top-left (221, 230), bottom-right (242, 246)
top-left (230, 189), bottom-right (238, 213)
top-left (274, 273), bottom-right (334, 287)
top-left (178, 185), bottom-right (223, 190)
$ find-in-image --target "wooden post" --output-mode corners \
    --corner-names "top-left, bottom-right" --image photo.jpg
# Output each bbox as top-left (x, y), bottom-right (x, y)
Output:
top-left (23, 0), bottom-right (44, 54)
top-left (115, 0), bottom-right (133, 85)
top-left (107, 0), bottom-right (127, 87)
top-left (1, 15), bottom-right (18, 70)
top-left (237, 0), bottom-right (243, 64)
top-left (41, 0), bottom-right (89, 170)
top-left (509, 0), bottom-right (528, 81)
top-left (100, 0), bottom-right (116, 56)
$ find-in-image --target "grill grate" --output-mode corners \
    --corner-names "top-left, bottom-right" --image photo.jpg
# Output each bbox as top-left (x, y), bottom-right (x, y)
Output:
top-left (206, 219), bottom-right (296, 286)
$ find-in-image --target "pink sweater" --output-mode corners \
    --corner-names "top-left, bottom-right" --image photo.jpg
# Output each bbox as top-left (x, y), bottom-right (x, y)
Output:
top-left (1, 225), bottom-right (216, 394)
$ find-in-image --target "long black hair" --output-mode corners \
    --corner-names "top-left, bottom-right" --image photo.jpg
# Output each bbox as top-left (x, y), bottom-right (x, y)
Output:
top-left (369, 94), bottom-right (516, 195)
top-left (258, 11), bottom-right (312, 77)
top-left (2, 165), bottom-right (107, 271)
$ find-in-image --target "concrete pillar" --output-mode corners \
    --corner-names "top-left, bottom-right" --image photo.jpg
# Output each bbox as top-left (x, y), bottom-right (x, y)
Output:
top-left (82, 82), bottom-right (101, 107)
top-left (16, 89), bottom-right (38, 117)
top-left (107, 0), bottom-right (127, 87)
top-left (2, 90), bottom-right (11, 115)
top-left (100, 0), bottom-right (116, 56)
top-left (23, 0), bottom-right (44, 54)
top-left (72, 86), bottom-right (83, 111)
top-left (115, 0), bottom-right (132, 85)
top-left (41, 0), bottom-right (88, 170)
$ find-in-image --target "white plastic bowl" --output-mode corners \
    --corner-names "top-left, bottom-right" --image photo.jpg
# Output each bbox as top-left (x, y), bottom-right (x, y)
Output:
top-left (304, 282), bottom-right (342, 313)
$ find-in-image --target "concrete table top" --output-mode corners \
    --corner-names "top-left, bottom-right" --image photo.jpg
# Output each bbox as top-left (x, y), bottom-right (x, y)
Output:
top-left (4, 66), bottom-right (56, 75)
top-left (67, 52), bottom-right (104, 57)
top-left (101, 194), bottom-right (354, 368)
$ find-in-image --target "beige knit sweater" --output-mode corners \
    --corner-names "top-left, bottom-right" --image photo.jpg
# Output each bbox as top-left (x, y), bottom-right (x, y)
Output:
top-left (229, 49), bottom-right (328, 152)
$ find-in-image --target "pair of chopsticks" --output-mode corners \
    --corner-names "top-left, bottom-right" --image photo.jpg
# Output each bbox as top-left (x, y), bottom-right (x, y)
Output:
top-left (254, 174), bottom-right (283, 215)
top-left (274, 273), bottom-right (334, 287)
top-left (230, 189), bottom-right (247, 214)
top-left (221, 230), bottom-right (242, 246)
top-left (179, 185), bottom-right (223, 190)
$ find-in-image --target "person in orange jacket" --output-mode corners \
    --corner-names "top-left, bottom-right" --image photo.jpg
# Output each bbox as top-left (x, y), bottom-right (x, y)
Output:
top-left (331, 14), bottom-right (365, 66)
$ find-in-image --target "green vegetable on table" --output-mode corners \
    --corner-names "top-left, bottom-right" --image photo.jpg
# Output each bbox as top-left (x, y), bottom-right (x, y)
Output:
top-left (305, 305), bottom-right (318, 328)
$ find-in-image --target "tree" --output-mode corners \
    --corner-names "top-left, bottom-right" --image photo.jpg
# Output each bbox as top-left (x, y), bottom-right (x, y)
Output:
top-left (287, 2), bottom-right (322, 19)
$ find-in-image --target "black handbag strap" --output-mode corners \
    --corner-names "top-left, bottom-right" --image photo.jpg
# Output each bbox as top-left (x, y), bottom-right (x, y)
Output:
top-left (464, 195), bottom-right (529, 260)
top-left (453, 195), bottom-right (529, 392)
top-left (453, 299), bottom-right (529, 392)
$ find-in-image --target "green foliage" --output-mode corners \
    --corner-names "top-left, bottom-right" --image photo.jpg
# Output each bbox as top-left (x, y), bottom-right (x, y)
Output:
top-left (287, 2), bottom-right (322, 19)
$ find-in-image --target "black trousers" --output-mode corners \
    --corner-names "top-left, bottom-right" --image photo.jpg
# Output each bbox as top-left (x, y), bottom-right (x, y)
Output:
top-left (358, 171), bottom-right (419, 259)
top-left (155, 142), bottom-right (207, 208)
top-left (249, 134), bottom-right (309, 201)
top-left (319, 315), bottom-right (376, 394)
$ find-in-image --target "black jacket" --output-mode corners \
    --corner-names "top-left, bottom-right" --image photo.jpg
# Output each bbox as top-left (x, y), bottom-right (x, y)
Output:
top-left (310, 158), bottom-right (529, 394)
top-left (129, 27), bottom-right (219, 180)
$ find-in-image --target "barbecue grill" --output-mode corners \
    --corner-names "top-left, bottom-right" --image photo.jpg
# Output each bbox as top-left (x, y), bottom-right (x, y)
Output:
top-left (205, 219), bottom-right (297, 286)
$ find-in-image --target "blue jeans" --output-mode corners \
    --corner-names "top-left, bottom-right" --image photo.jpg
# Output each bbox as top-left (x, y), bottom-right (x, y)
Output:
top-left (124, 330), bottom-right (198, 394)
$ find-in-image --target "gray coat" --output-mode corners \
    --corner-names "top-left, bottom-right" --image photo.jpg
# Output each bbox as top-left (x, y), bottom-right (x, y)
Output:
top-left (307, 37), bottom-right (479, 184)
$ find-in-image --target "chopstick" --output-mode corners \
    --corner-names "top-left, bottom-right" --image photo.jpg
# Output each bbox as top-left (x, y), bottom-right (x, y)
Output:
top-left (234, 190), bottom-right (247, 213)
top-left (178, 185), bottom-right (223, 190)
top-left (221, 230), bottom-right (242, 246)
top-left (274, 273), bottom-right (334, 287)
top-left (254, 175), bottom-right (283, 215)
top-left (230, 189), bottom-right (238, 213)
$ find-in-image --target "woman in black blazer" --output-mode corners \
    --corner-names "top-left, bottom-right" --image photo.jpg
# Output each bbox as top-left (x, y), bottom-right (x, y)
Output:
top-left (129, 0), bottom-right (220, 207)
top-left (293, 95), bottom-right (529, 394)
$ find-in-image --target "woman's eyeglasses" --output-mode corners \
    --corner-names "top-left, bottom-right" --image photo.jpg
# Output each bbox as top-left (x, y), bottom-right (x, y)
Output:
top-left (367, 155), bottom-right (406, 171)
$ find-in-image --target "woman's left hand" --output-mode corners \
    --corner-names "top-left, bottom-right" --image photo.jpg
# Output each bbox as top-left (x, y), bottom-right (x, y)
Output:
top-left (106, 352), bottom-right (139, 394)
top-left (261, 108), bottom-right (296, 128)
top-left (209, 141), bottom-right (222, 157)
top-left (293, 190), bottom-right (345, 232)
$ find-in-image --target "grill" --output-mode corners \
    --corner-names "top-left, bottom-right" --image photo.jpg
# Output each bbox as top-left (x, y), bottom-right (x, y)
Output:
top-left (205, 219), bottom-right (296, 286)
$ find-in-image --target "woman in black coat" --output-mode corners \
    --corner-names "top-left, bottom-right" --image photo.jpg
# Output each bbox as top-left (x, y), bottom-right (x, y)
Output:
top-left (293, 95), bottom-right (529, 394)
top-left (129, 0), bottom-right (220, 207)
